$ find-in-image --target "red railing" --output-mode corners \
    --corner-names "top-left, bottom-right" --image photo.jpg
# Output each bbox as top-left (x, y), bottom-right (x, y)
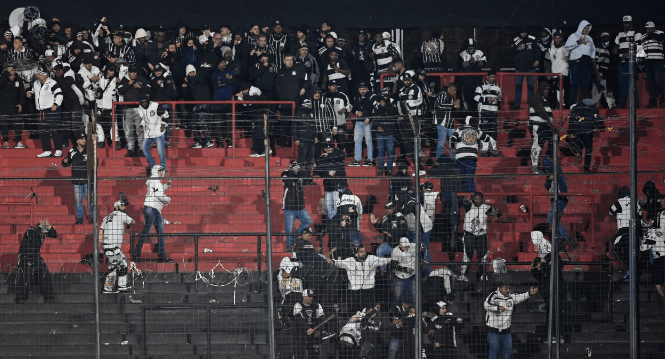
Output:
top-left (111, 100), bottom-right (297, 158)
top-left (380, 72), bottom-right (565, 119)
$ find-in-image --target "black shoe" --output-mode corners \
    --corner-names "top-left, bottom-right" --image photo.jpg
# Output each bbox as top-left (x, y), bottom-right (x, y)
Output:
top-left (75, 218), bottom-right (83, 225)
top-left (510, 104), bottom-right (521, 110)
top-left (133, 256), bottom-right (142, 263)
top-left (216, 141), bottom-right (224, 148)
top-left (157, 257), bottom-right (175, 263)
top-left (125, 150), bottom-right (135, 157)
top-left (135, 150), bottom-right (145, 158)
top-left (646, 101), bottom-right (657, 109)
top-left (96, 142), bottom-right (105, 148)
top-left (377, 169), bottom-right (384, 176)
top-left (115, 142), bottom-right (122, 150)
top-left (165, 142), bottom-right (171, 148)
top-left (385, 169), bottom-right (393, 176)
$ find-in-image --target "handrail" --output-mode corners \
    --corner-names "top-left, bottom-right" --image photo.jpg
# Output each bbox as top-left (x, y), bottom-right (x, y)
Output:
top-left (111, 100), bottom-right (297, 158)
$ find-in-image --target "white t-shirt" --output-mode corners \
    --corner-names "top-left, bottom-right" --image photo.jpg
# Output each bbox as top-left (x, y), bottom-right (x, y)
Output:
top-left (100, 210), bottom-right (134, 247)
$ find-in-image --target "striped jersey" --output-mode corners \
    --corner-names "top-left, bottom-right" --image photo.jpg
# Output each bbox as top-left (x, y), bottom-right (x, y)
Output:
top-left (529, 97), bottom-right (553, 123)
top-left (450, 125), bottom-right (491, 160)
top-left (326, 92), bottom-right (352, 126)
top-left (310, 97), bottom-right (336, 133)
top-left (397, 83), bottom-right (423, 116)
top-left (595, 44), bottom-right (611, 74)
top-left (420, 38), bottom-right (445, 70)
top-left (615, 30), bottom-right (642, 62)
top-left (639, 30), bottom-right (665, 61)
top-left (373, 41), bottom-right (399, 73)
top-left (269, 33), bottom-right (290, 70)
top-left (474, 81), bottom-right (502, 113)
top-left (324, 60), bottom-right (350, 84)
top-left (103, 42), bottom-right (136, 65)
top-left (433, 89), bottom-right (456, 127)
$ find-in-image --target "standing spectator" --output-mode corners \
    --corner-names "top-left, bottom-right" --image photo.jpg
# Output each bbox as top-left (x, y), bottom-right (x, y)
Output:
top-left (422, 181), bottom-right (439, 224)
top-left (433, 83), bottom-right (460, 161)
top-left (96, 66), bottom-right (119, 148)
top-left (428, 301), bottom-right (464, 359)
top-left (137, 95), bottom-right (169, 170)
top-left (459, 192), bottom-right (502, 282)
top-left (450, 116), bottom-right (491, 193)
top-left (392, 237), bottom-right (417, 305)
top-left (421, 29), bottom-right (447, 72)
top-left (396, 73), bottom-right (424, 167)
top-left (543, 157), bottom-right (572, 246)
top-left (544, 31), bottom-right (570, 108)
top-left (372, 33), bottom-right (399, 91)
top-left (292, 97), bottom-right (318, 171)
top-left (336, 188), bottom-right (363, 246)
top-left (290, 26), bottom-right (317, 59)
top-left (319, 158), bottom-right (347, 221)
top-left (182, 64), bottom-right (213, 148)
top-left (118, 66), bottom-right (152, 157)
top-left (484, 282), bottom-right (538, 359)
top-left (212, 60), bottom-right (237, 148)
top-left (30, 68), bottom-right (63, 158)
top-left (429, 156), bottom-right (466, 256)
top-left (329, 208), bottom-right (354, 260)
top-left (639, 22), bottom-right (665, 108)
top-left (457, 39), bottom-right (486, 111)
top-left (249, 34), bottom-right (276, 67)
top-left (135, 165), bottom-right (173, 263)
top-left (350, 81), bottom-right (377, 166)
top-left (236, 83), bottom-right (270, 157)
top-left (149, 64), bottom-right (179, 147)
top-left (325, 80), bottom-right (352, 154)
top-left (592, 33), bottom-right (616, 108)
top-left (13, 220), bottom-right (58, 304)
top-left (351, 30), bottom-right (375, 91)
top-left (308, 86), bottom-right (335, 156)
top-left (275, 54), bottom-right (310, 148)
top-left (294, 45), bottom-right (319, 85)
top-left (609, 185), bottom-right (642, 280)
top-left (401, 188), bottom-right (434, 272)
top-left (99, 201), bottom-right (135, 293)
top-left (565, 20), bottom-right (595, 105)
top-left (0, 65), bottom-right (25, 148)
top-left (332, 244), bottom-right (392, 313)
top-left (371, 201), bottom-right (409, 263)
top-left (105, 31), bottom-right (136, 66)
top-left (509, 27), bottom-right (540, 110)
top-left (474, 70), bottom-right (502, 156)
top-left (528, 82), bottom-right (554, 174)
top-left (269, 21), bottom-right (291, 71)
top-left (375, 87), bottom-right (399, 176)
top-left (614, 16), bottom-right (641, 108)
top-left (322, 50), bottom-right (351, 95)
top-left (530, 232), bottom-right (565, 342)
top-left (54, 62), bottom-right (85, 149)
top-left (292, 289), bottom-right (326, 359)
top-left (61, 132), bottom-right (92, 224)
top-left (565, 93), bottom-right (604, 173)
top-left (642, 181), bottom-right (665, 223)
top-left (640, 227), bottom-right (665, 301)
top-left (389, 165), bottom-right (413, 203)
top-left (282, 161), bottom-right (313, 251)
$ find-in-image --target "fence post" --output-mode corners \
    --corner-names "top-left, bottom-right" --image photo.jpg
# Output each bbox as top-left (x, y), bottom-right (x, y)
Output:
top-left (257, 235), bottom-right (263, 293)
top-left (194, 235), bottom-right (199, 274)
top-left (413, 115), bottom-right (423, 359)
top-left (90, 108), bottom-right (102, 359)
top-left (628, 42), bottom-right (639, 359)
top-left (264, 110), bottom-right (277, 359)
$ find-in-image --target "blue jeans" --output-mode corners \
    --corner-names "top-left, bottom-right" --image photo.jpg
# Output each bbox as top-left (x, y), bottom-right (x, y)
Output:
top-left (349, 229), bottom-right (362, 246)
top-left (644, 60), bottom-right (664, 102)
top-left (407, 229), bottom-right (432, 275)
top-left (514, 69), bottom-right (535, 108)
top-left (284, 208), bottom-right (312, 248)
top-left (488, 332), bottom-right (512, 359)
top-left (354, 122), bottom-right (373, 161)
top-left (376, 242), bottom-right (393, 271)
top-left (457, 158), bottom-right (477, 193)
top-left (548, 199), bottom-right (570, 242)
top-left (436, 125), bottom-right (456, 160)
top-left (376, 134), bottom-right (394, 171)
top-left (325, 189), bottom-right (344, 219)
top-left (143, 135), bottom-right (167, 169)
top-left (73, 184), bottom-right (92, 220)
top-left (388, 337), bottom-right (401, 359)
top-left (394, 275), bottom-right (416, 305)
top-left (570, 61), bottom-right (592, 106)
top-left (137, 206), bottom-right (165, 258)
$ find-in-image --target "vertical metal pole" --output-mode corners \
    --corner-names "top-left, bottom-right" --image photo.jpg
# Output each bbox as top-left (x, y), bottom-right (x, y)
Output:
top-left (550, 132), bottom-right (561, 358)
top-left (628, 42), bottom-right (640, 359)
top-left (264, 111), bottom-right (277, 358)
top-left (257, 235), bottom-right (263, 293)
top-left (194, 235), bottom-right (199, 273)
top-left (90, 109), bottom-right (101, 359)
top-left (413, 116), bottom-right (423, 359)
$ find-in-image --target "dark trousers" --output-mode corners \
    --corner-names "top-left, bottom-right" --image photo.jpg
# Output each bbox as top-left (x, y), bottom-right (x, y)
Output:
top-left (61, 103), bottom-right (85, 147)
top-left (277, 104), bottom-right (293, 147)
top-left (457, 158), bottom-right (477, 193)
top-left (298, 141), bottom-right (316, 165)
top-left (14, 255), bottom-right (55, 302)
top-left (461, 232), bottom-right (488, 276)
top-left (345, 288), bottom-right (376, 315)
top-left (618, 61), bottom-right (638, 106)
top-left (192, 105), bottom-right (211, 144)
top-left (38, 109), bottom-right (62, 151)
top-left (0, 110), bottom-right (23, 143)
top-left (213, 105), bottom-right (232, 143)
top-left (568, 132), bottom-right (594, 171)
top-left (397, 121), bottom-right (415, 165)
top-left (569, 61), bottom-right (592, 105)
top-left (98, 109), bottom-right (113, 146)
top-left (479, 110), bottom-right (498, 152)
top-left (644, 60), bottom-right (664, 102)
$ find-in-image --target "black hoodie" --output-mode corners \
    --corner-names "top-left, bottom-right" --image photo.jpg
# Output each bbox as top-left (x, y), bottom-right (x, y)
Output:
top-left (643, 181), bottom-right (665, 222)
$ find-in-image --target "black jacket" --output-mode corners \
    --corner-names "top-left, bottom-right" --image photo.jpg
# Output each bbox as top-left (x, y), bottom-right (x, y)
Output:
top-left (183, 73), bottom-right (212, 101)
top-left (118, 76), bottom-right (152, 102)
top-left (389, 172), bottom-right (413, 202)
top-left (373, 212), bottom-right (408, 247)
top-left (429, 314), bottom-right (463, 349)
top-left (61, 146), bottom-right (89, 184)
top-left (567, 100), bottom-right (604, 135)
top-left (0, 72), bottom-right (25, 114)
top-left (643, 181), bottom-right (665, 222)
top-left (353, 92), bottom-right (378, 123)
top-left (282, 169), bottom-right (307, 211)
top-left (18, 225), bottom-right (58, 257)
top-left (149, 73), bottom-right (178, 101)
top-left (510, 34), bottom-right (541, 71)
top-left (429, 156), bottom-right (466, 193)
top-left (374, 96), bottom-right (400, 135)
top-left (275, 65), bottom-right (310, 100)
top-left (249, 63), bottom-right (276, 94)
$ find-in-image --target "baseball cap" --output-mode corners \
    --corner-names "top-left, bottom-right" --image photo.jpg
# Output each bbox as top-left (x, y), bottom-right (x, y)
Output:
top-left (302, 289), bottom-right (315, 297)
top-left (623, 15), bottom-right (632, 22)
top-left (76, 133), bottom-right (86, 139)
top-left (402, 73), bottom-right (412, 80)
top-left (381, 87), bottom-right (391, 96)
top-left (302, 227), bottom-right (315, 235)
top-left (385, 201), bottom-right (396, 209)
top-left (436, 301), bottom-right (447, 308)
top-left (358, 29), bottom-right (367, 35)
top-left (299, 43), bottom-right (309, 51)
top-left (646, 21), bottom-right (656, 28)
top-left (44, 49), bottom-right (55, 57)
top-left (399, 237), bottom-right (411, 247)
top-left (424, 181), bottom-right (434, 190)
top-left (113, 200), bottom-right (124, 208)
top-left (128, 66), bottom-right (139, 73)
top-left (327, 79), bottom-right (339, 86)
top-left (154, 64), bottom-right (165, 72)
top-left (357, 81), bottom-right (369, 88)
top-left (273, 20), bottom-right (283, 27)
top-left (323, 142), bottom-right (334, 149)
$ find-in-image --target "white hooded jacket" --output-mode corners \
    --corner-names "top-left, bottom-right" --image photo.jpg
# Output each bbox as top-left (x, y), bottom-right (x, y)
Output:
top-left (333, 255), bottom-right (392, 290)
top-left (484, 288), bottom-right (532, 332)
top-left (138, 101), bottom-right (169, 139)
top-left (144, 165), bottom-right (171, 212)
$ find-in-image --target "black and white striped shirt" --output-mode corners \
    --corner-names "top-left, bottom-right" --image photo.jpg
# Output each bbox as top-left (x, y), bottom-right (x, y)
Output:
top-left (324, 60), bottom-right (350, 84)
top-left (433, 90), bottom-right (456, 127)
top-left (639, 30), bottom-right (665, 61)
top-left (420, 38), bottom-right (445, 70)
top-left (595, 45), bottom-right (611, 75)
top-left (269, 33), bottom-right (290, 70)
top-left (372, 41), bottom-right (398, 73)
top-left (529, 99), bottom-right (553, 123)
top-left (9, 47), bottom-right (36, 62)
top-left (104, 43), bottom-right (136, 66)
top-left (474, 81), bottom-right (502, 113)
top-left (450, 125), bottom-right (491, 160)
top-left (311, 97), bottom-right (336, 133)
top-left (615, 30), bottom-right (642, 62)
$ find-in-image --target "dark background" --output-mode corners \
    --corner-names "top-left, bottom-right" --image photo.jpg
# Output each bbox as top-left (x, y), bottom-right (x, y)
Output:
top-left (1, 1), bottom-right (664, 30)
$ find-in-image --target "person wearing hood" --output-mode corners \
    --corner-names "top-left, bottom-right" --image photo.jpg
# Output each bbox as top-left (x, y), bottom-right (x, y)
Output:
top-left (592, 32), bottom-right (616, 109)
top-left (457, 38), bottom-right (487, 110)
top-left (135, 165), bottom-right (173, 263)
top-left (543, 156), bottom-right (572, 246)
top-left (458, 192), bottom-right (501, 282)
top-left (13, 220), bottom-right (59, 304)
top-left (609, 185), bottom-right (643, 279)
top-left (389, 165), bottom-right (414, 203)
top-left (336, 188), bottom-right (363, 246)
top-left (565, 93), bottom-right (604, 172)
top-left (510, 27), bottom-right (541, 110)
top-left (545, 31), bottom-right (571, 109)
top-left (137, 95), bottom-right (169, 169)
top-left (528, 81), bottom-right (555, 174)
top-left (427, 301), bottom-right (464, 359)
top-left (484, 282), bottom-right (538, 359)
top-left (565, 20), bottom-right (595, 106)
top-left (642, 181), bottom-right (665, 223)
top-left (449, 116), bottom-right (492, 193)
top-left (538, 28), bottom-right (553, 56)
top-left (613, 16), bottom-right (642, 108)
top-left (182, 64), bottom-right (213, 148)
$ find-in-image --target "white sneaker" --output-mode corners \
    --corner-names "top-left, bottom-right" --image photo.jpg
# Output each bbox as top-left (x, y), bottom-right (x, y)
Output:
top-left (15, 142), bottom-right (26, 149)
top-left (53, 150), bottom-right (62, 157)
top-left (36, 151), bottom-right (52, 158)
top-left (249, 153), bottom-right (262, 157)
top-left (117, 285), bottom-right (133, 292)
top-left (457, 274), bottom-right (469, 282)
top-left (190, 143), bottom-right (203, 149)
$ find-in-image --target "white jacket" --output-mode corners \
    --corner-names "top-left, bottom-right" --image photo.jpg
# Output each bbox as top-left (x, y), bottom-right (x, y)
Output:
top-left (78, 65), bottom-right (101, 101)
top-left (641, 228), bottom-right (665, 259)
top-left (32, 78), bottom-right (63, 110)
top-left (96, 76), bottom-right (117, 110)
top-left (144, 168), bottom-right (171, 212)
top-left (138, 102), bottom-right (169, 139)
top-left (333, 255), bottom-right (392, 290)
top-left (463, 203), bottom-right (494, 236)
top-left (392, 245), bottom-right (416, 279)
top-left (484, 289), bottom-right (532, 331)
top-left (336, 193), bottom-right (363, 231)
top-left (547, 44), bottom-right (570, 76)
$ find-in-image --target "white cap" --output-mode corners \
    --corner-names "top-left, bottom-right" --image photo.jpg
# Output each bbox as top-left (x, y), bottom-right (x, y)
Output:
top-left (399, 237), bottom-right (411, 247)
top-left (44, 49), bottom-right (55, 57)
top-left (382, 31), bottom-right (391, 39)
top-left (601, 32), bottom-right (610, 38)
top-left (113, 200), bottom-right (124, 208)
top-left (279, 257), bottom-right (301, 274)
top-left (135, 28), bottom-right (147, 39)
top-left (646, 21), bottom-right (656, 28)
top-left (436, 301), bottom-right (447, 308)
top-left (623, 15), bottom-right (632, 22)
top-left (185, 64), bottom-right (196, 75)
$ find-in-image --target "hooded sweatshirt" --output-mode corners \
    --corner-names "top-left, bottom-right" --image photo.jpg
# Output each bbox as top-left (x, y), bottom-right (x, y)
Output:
top-left (336, 188), bottom-right (363, 231)
top-left (484, 288), bottom-right (532, 332)
top-left (642, 181), bottom-right (665, 221)
top-left (529, 82), bottom-right (553, 124)
top-left (565, 20), bottom-right (595, 61)
top-left (144, 166), bottom-right (171, 212)
top-left (609, 185), bottom-right (642, 229)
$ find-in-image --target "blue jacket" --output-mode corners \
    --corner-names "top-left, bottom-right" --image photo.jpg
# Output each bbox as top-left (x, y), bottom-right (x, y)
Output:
top-left (211, 68), bottom-right (236, 101)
